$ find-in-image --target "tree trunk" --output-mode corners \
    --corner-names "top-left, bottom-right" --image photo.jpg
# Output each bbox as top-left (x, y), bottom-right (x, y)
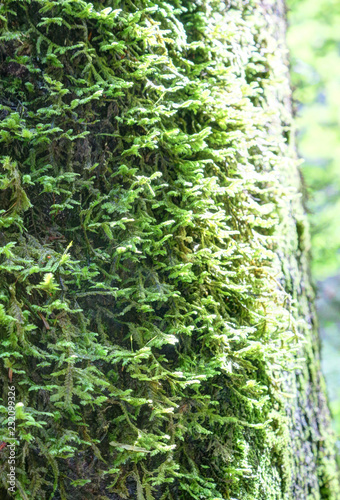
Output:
top-left (0, 0), bottom-right (338, 499)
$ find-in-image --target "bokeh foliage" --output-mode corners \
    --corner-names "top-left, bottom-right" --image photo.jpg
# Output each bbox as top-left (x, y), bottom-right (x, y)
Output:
top-left (288, 0), bottom-right (340, 279)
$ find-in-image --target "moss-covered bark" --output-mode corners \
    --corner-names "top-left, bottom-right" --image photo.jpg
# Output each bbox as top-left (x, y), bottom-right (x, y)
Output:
top-left (0, 0), bottom-right (338, 498)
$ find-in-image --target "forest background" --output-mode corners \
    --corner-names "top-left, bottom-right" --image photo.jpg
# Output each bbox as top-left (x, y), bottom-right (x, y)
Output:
top-left (288, 0), bottom-right (340, 450)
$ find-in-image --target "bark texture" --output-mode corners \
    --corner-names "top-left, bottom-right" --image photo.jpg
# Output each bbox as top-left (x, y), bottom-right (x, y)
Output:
top-left (264, 2), bottom-right (340, 497)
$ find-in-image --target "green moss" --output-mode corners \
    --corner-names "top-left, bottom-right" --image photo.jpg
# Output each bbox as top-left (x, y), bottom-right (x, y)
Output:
top-left (0, 0), bottom-right (338, 498)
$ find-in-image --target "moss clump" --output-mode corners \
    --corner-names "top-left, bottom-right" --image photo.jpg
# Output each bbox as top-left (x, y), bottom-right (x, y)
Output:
top-left (0, 0), bottom-right (338, 498)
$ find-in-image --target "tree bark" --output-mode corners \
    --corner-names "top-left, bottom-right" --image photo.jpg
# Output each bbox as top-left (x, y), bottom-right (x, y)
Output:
top-left (257, 1), bottom-right (340, 498)
top-left (0, 0), bottom-right (338, 499)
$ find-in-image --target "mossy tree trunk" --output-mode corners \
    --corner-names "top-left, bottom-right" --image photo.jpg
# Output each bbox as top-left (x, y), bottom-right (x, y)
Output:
top-left (0, 0), bottom-right (338, 499)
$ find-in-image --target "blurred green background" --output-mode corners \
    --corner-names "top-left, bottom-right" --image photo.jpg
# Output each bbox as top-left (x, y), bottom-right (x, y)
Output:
top-left (287, 0), bottom-right (340, 447)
